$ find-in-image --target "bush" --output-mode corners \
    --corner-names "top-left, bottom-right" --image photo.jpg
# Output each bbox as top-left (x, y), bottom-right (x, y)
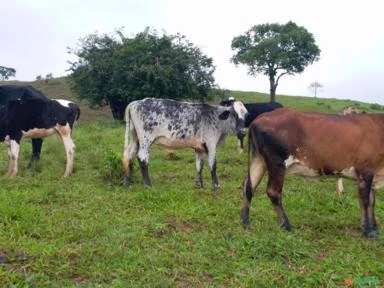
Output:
top-left (100, 149), bottom-right (125, 185)
top-left (369, 103), bottom-right (382, 110)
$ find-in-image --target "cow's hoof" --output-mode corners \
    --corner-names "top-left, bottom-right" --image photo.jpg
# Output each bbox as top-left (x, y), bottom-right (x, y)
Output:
top-left (242, 219), bottom-right (251, 230)
top-left (124, 177), bottom-right (131, 189)
top-left (213, 184), bottom-right (221, 190)
top-left (363, 229), bottom-right (379, 238)
top-left (195, 180), bottom-right (204, 188)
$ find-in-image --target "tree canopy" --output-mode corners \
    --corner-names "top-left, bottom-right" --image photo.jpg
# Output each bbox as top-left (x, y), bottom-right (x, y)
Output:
top-left (67, 28), bottom-right (216, 120)
top-left (231, 21), bottom-right (320, 102)
top-left (0, 66), bottom-right (16, 81)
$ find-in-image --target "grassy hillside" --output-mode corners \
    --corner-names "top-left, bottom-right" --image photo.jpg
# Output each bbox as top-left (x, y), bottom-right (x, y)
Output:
top-left (1, 77), bottom-right (112, 122)
top-left (0, 78), bottom-right (384, 287)
top-left (2, 77), bottom-right (383, 122)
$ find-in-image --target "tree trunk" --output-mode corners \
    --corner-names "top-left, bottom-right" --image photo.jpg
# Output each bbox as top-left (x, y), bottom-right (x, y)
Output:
top-left (269, 76), bottom-right (277, 102)
top-left (109, 99), bottom-right (129, 121)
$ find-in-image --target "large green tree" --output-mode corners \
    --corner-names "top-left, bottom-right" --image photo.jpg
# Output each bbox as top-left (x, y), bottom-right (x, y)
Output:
top-left (68, 28), bottom-right (216, 120)
top-left (0, 66), bottom-right (16, 80)
top-left (231, 21), bottom-right (320, 102)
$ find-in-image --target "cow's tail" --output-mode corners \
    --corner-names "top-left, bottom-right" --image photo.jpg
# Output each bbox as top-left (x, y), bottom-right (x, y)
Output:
top-left (247, 124), bottom-right (260, 170)
top-left (75, 105), bottom-right (81, 121)
top-left (243, 123), bottom-right (262, 228)
top-left (124, 103), bottom-right (132, 148)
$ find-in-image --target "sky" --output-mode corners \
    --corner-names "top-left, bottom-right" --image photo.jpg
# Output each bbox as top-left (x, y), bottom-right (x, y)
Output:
top-left (2, 0), bottom-right (384, 104)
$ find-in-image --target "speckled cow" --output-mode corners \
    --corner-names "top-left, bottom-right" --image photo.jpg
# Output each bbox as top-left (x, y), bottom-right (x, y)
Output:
top-left (123, 98), bottom-right (248, 189)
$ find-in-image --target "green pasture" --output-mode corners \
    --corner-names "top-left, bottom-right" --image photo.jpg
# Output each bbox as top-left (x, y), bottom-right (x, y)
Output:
top-left (0, 82), bottom-right (384, 287)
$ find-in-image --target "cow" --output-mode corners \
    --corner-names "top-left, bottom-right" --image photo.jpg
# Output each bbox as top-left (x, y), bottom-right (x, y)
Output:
top-left (0, 85), bottom-right (48, 166)
top-left (0, 98), bottom-right (80, 177)
top-left (123, 98), bottom-right (248, 189)
top-left (241, 108), bottom-right (384, 237)
top-left (220, 97), bottom-right (283, 152)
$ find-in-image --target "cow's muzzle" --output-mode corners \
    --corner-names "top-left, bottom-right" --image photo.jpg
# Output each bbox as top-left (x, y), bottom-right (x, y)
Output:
top-left (237, 129), bottom-right (246, 139)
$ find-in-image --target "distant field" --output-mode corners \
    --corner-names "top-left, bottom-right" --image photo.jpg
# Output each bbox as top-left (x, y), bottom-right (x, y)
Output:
top-left (0, 78), bottom-right (383, 287)
top-left (2, 77), bottom-right (383, 122)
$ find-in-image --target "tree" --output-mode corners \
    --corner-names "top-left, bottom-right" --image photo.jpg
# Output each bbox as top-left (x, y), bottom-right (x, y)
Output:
top-left (231, 21), bottom-right (320, 102)
top-left (45, 73), bottom-right (53, 83)
top-left (0, 66), bottom-right (16, 80)
top-left (308, 81), bottom-right (324, 98)
top-left (67, 28), bottom-right (216, 120)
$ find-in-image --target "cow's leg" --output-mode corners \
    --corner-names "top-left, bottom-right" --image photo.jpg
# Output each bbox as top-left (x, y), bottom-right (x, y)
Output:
top-left (137, 140), bottom-right (152, 187)
top-left (56, 124), bottom-right (75, 177)
top-left (369, 188), bottom-right (378, 232)
top-left (336, 178), bottom-right (344, 194)
top-left (7, 140), bottom-right (20, 178)
top-left (237, 137), bottom-right (244, 154)
top-left (206, 146), bottom-right (219, 189)
top-left (266, 162), bottom-right (291, 231)
top-left (241, 154), bottom-right (266, 228)
top-left (123, 133), bottom-right (139, 188)
top-left (357, 171), bottom-right (377, 237)
top-left (195, 151), bottom-right (204, 188)
top-left (28, 138), bottom-right (43, 168)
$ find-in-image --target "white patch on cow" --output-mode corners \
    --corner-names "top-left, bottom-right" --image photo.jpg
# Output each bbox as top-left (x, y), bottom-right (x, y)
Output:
top-left (337, 167), bottom-right (356, 179)
top-left (233, 101), bottom-right (248, 120)
top-left (22, 127), bottom-right (56, 138)
top-left (3, 135), bottom-right (11, 145)
top-left (54, 99), bottom-right (72, 108)
top-left (249, 155), bottom-right (266, 187)
top-left (284, 155), bottom-right (319, 177)
top-left (373, 167), bottom-right (384, 189)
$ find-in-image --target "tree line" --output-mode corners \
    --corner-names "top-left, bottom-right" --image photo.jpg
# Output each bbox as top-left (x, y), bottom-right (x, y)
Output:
top-left (2, 21), bottom-right (321, 120)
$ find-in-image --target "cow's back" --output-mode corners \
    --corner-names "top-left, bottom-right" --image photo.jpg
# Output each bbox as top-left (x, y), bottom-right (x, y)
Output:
top-left (127, 98), bottom-right (225, 139)
top-left (0, 85), bottom-right (47, 103)
top-left (252, 108), bottom-right (384, 173)
top-left (244, 102), bottom-right (283, 127)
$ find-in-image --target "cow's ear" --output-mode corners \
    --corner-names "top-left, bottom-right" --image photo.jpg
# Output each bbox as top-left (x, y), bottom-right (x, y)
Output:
top-left (219, 110), bottom-right (231, 120)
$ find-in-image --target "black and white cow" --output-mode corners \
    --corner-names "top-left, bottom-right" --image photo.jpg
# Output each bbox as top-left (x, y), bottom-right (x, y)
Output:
top-left (0, 98), bottom-right (80, 177)
top-left (123, 98), bottom-right (248, 189)
top-left (220, 97), bottom-right (283, 151)
top-left (0, 85), bottom-right (48, 166)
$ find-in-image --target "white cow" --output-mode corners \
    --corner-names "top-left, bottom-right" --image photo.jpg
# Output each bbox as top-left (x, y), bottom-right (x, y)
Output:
top-left (123, 98), bottom-right (248, 189)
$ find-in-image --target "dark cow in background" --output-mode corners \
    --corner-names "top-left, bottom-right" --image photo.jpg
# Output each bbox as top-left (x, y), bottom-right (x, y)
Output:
top-left (123, 98), bottom-right (248, 189)
top-left (0, 98), bottom-right (80, 177)
top-left (220, 97), bottom-right (283, 152)
top-left (242, 108), bottom-right (384, 237)
top-left (0, 85), bottom-right (47, 166)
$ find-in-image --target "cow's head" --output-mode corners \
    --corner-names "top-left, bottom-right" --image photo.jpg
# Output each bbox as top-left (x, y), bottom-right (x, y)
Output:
top-left (219, 100), bottom-right (248, 139)
top-left (219, 96), bottom-right (236, 107)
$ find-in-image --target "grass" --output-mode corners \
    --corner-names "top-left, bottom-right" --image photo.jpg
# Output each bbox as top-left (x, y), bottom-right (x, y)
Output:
top-left (0, 78), bottom-right (384, 287)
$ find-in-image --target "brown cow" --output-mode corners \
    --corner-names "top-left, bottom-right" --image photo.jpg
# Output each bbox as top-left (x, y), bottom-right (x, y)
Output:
top-left (242, 108), bottom-right (383, 237)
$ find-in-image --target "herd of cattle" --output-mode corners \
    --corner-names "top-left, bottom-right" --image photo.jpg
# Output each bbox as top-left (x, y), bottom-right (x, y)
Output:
top-left (0, 85), bottom-right (381, 237)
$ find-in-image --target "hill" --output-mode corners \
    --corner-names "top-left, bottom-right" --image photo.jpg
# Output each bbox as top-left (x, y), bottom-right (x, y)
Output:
top-left (0, 77), bottom-right (112, 122)
top-left (1, 77), bottom-right (383, 122)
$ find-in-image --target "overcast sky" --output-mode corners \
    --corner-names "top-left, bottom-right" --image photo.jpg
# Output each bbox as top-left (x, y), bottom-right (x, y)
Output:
top-left (2, 0), bottom-right (384, 104)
